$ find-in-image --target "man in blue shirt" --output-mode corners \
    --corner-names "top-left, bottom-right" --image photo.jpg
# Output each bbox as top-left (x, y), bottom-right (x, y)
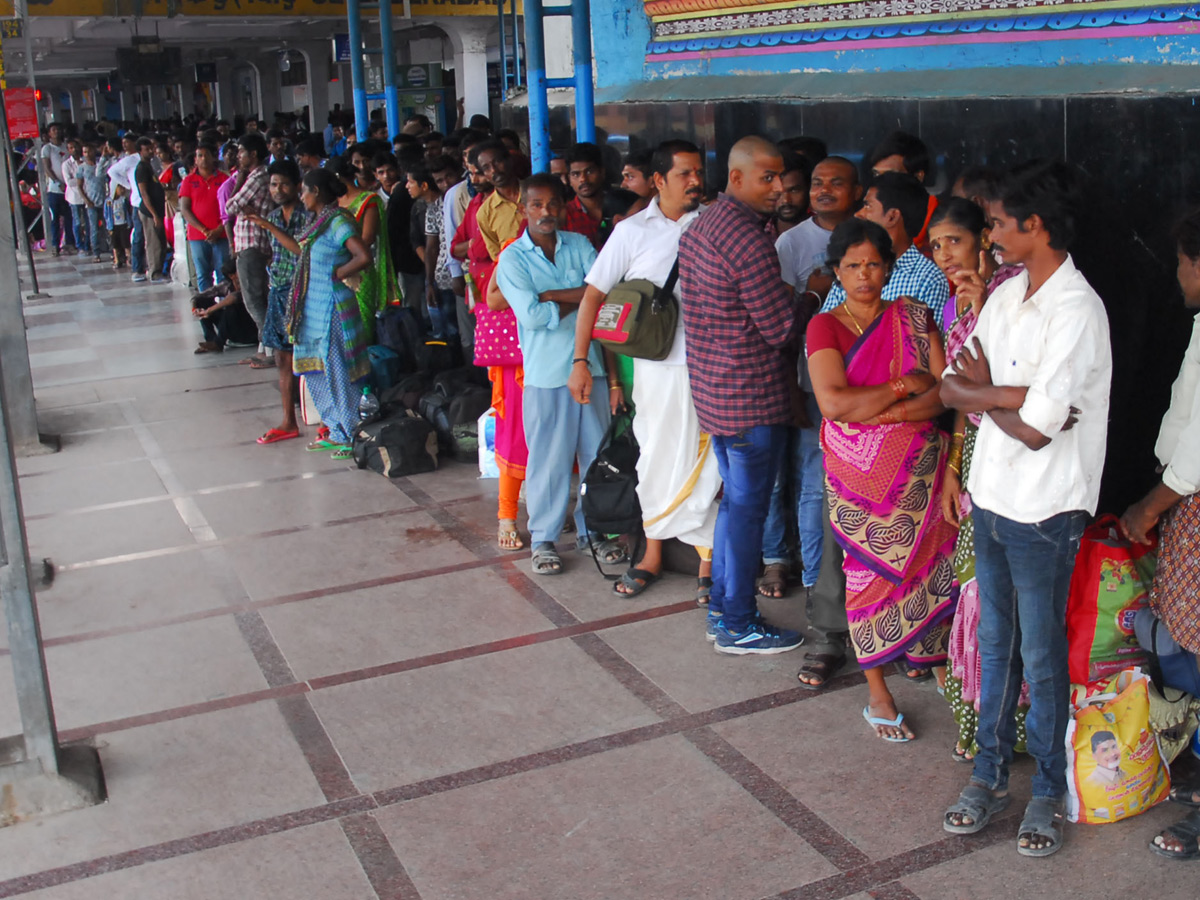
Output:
top-left (494, 173), bottom-right (617, 577)
top-left (822, 171), bottom-right (949, 325)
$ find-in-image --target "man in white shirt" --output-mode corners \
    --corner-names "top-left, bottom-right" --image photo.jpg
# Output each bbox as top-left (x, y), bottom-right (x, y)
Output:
top-left (61, 138), bottom-right (89, 256)
top-left (940, 160), bottom-right (1112, 859)
top-left (40, 123), bottom-right (74, 255)
top-left (107, 140), bottom-right (147, 281)
top-left (568, 140), bottom-right (720, 598)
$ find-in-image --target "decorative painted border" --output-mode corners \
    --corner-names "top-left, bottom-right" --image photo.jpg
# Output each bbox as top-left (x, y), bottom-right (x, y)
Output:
top-left (646, 4), bottom-right (1200, 57)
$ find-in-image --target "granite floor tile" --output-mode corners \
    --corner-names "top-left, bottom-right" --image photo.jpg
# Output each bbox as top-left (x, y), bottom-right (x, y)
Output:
top-left (16, 821), bottom-right (376, 900)
top-left (0, 703), bottom-right (326, 881)
top-left (310, 638), bottom-right (661, 792)
top-left (712, 676), bottom-right (1005, 862)
top-left (44, 614), bottom-right (268, 731)
top-left (262, 566), bottom-right (557, 681)
top-left (377, 734), bottom-right (839, 900)
top-left (17, 457), bottom-right (166, 516)
top-left (24, 500), bottom-right (195, 567)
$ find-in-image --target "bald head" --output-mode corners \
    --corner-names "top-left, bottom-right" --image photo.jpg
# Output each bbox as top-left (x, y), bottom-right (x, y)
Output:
top-left (727, 136), bottom-right (782, 176)
top-left (725, 136), bottom-right (785, 216)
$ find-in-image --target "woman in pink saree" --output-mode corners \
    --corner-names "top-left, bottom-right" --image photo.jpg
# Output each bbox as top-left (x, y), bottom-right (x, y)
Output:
top-left (808, 219), bottom-right (960, 743)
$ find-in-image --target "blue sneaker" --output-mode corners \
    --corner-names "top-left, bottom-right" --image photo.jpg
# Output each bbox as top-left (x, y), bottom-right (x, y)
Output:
top-left (714, 620), bottom-right (804, 656)
top-left (1191, 727), bottom-right (1200, 763)
top-left (705, 613), bottom-right (723, 642)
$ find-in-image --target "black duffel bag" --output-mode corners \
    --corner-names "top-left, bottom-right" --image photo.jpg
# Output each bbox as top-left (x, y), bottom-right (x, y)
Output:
top-left (579, 408), bottom-right (642, 576)
top-left (352, 408), bottom-right (439, 477)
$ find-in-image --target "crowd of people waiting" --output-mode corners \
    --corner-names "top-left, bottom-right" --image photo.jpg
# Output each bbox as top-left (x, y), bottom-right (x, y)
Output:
top-left (28, 109), bottom-right (1200, 864)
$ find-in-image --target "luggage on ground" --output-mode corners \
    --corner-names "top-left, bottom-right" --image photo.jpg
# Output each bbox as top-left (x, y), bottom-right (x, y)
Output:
top-left (352, 408), bottom-right (438, 477)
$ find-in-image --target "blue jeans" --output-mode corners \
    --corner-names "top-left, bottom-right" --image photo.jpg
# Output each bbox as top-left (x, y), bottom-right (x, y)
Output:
top-left (130, 210), bottom-right (146, 274)
top-left (429, 287), bottom-right (460, 341)
top-left (761, 397), bottom-right (825, 587)
top-left (971, 506), bottom-right (1088, 801)
top-left (46, 192), bottom-right (72, 250)
top-left (84, 206), bottom-right (105, 255)
top-left (70, 204), bottom-right (89, 251)
top-left (188, 238), bottom-right (231, 292)
top-left (708, 425), bottom-right (788, 632)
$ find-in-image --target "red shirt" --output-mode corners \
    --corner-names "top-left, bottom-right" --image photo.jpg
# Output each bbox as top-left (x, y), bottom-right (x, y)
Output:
top-left (563, 197), bottom-right (601, 249)
top-left (178, 169), bottom-right (229, 240)
top-left (453, 190), bottom-right (496, 296)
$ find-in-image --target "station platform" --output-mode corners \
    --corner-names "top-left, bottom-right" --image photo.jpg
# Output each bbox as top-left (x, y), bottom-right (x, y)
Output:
top-left (0, 252), bottom-right (1195, 900)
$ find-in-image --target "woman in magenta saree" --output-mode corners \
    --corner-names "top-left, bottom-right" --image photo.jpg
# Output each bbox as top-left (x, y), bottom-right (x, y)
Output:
top-left (808, 219), bottom-right (959, 742)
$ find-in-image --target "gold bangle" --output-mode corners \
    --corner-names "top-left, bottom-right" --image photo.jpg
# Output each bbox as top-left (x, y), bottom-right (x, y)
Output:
top-left (947, 463), bottom-right (961, 475)
top-left (608, 384), bottom-right (620, 390)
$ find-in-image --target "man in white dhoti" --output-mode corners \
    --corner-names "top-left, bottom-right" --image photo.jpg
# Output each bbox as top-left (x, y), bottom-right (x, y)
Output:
top-left (568, 140), bottom-right (721, 598)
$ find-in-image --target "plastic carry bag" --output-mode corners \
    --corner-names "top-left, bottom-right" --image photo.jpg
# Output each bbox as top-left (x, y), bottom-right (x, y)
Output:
top-left (1066, 668), bottom-right (1170, 824)
top-left (1066, 514), bottom-right (1156, 684)
top-left (299, 375), bottom-right (322, 426)
top-left (477, 407), bottom-right (498, 479)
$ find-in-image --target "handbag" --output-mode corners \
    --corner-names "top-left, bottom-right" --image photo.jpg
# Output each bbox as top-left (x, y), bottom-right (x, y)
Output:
top-left (592, 259), bottom-right (679, 361)
top-left (473, 305), bottom-right (523, 367)
top-left (579, 408), bottom-right (642, 578)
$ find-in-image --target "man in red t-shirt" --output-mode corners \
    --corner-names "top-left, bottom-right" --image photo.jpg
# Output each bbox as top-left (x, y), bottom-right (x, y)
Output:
top-left (178, 142), bottom-right (231, 291)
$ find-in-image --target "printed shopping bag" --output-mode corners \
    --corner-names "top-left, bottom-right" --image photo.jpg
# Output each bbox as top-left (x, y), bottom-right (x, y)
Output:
top-left (1066, 514), bottom-right (1156, 684)
top-left (1066, 668), bottom-right (1170, 824)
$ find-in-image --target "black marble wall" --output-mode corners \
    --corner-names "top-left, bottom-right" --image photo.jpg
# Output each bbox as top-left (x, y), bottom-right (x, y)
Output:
top-left (505, 95), bottom-right (1200, 514)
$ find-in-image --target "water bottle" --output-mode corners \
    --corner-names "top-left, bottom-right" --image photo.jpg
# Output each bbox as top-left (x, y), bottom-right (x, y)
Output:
top-left (358, 386), bottom-right (379, 423)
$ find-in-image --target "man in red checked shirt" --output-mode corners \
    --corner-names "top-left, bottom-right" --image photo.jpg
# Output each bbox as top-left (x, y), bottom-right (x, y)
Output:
top-left (562, 142), bottom-right (638, 250)
top-left (679, 135), bottom-right (813, 657)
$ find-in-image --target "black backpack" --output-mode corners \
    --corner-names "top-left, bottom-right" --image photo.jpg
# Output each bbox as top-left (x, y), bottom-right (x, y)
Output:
top-left (352, 408), bottom-right (439, 477)
top-left (579, 409), bottom-right (643, 576)
top-left (375, 306), bottom-right (425, 373)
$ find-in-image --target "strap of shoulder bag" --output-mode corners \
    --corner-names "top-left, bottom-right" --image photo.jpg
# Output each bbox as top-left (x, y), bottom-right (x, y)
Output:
top-left (652, 257), bottom-right (681, 311)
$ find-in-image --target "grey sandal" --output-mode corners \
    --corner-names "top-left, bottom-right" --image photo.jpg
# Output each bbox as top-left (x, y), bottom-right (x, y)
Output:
top-left (943, 782), bottom-right (1011, 835)
top-left (578, 536), bottom-right (628, 565)
top-left (531, 545), bottom-right (563, 576)
top-left (1017, 797), bottom-right (1065, 858)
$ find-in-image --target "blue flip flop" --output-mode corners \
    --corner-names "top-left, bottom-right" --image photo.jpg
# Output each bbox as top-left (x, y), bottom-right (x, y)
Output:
top-left (863, 706), bottom-right (913, 743)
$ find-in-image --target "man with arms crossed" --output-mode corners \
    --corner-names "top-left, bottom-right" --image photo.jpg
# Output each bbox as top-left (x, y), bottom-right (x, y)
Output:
top-left (940, 160), bottom-right (1111, 859)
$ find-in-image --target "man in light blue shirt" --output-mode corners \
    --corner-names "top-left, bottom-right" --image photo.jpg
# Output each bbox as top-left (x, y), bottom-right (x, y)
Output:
top-left (822, 171), bottom-right (949, 325)
top-left (494, 173), bottom-right (614, 576)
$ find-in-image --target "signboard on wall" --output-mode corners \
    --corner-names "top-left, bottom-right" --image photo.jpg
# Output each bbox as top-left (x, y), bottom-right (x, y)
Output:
top-left (24, 0), bottom-right (518, 16)
top-left (4, 87), bottom-right (39, 139)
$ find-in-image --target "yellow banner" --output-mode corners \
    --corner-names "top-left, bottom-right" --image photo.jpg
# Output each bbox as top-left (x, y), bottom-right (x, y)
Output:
top-left (24, 0), bottom-right (512, 16)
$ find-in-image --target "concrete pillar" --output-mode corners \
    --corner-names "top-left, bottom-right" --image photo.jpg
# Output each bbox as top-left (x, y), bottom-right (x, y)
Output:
top-left (256, 56), bottom-right (282, 124)
top-left (302, 41), bottom-right (331, 134)
top-left (445, 19), bottom-right (493, 124)
top-left (214, 60), bottom-right (236, 123)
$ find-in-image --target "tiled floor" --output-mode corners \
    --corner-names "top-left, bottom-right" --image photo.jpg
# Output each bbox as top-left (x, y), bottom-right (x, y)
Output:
top-left (1, 252), bottom-right (1197, 899)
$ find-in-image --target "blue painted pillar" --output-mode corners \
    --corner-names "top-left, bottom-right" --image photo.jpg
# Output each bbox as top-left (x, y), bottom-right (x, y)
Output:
top-left (346, 0), bottom-right (370, 142)
top-left (496, 0), bottom-right (508, 102)
top-left (523, 0), bottom-right (550, 173)
top-left (378, 0), bottom-right (400, 138)
top-left (572, 0), bottom-right (594, 143)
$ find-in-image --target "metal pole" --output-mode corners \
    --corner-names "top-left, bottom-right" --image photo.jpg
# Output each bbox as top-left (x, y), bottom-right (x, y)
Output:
top-left (0, 113), bottom-right (59, 776)
top-left (378, 0), bottom-right (399, 138)
top-left (523, 0), bottom-right (548, 173)
top-left (346, 0), bottom-right (370, 142)
top-left (496, 0), bottom-right (507, 103)
top-left (511, 0), bottom-right (521, 87)
top-left (571, 0), bottom-right (594, 143)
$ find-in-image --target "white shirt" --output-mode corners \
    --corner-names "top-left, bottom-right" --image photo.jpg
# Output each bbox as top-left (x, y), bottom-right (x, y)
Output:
top-left (775, 217), bottom-right (833, 291)
top-left (40, 141), bottom-right (68, 193)
top-left (107, 153), bottom-right (142, 209)
top-left (584, 196), bottom-right (703, 367)
top-left (61, 156), bottom-right (84, 206)
top-left (957, 254), bottom-right (1112, 523)
top-left (1156, 313), bottom-right (1200, 495)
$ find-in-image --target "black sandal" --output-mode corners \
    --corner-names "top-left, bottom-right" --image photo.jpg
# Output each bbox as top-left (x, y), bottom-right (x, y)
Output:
top-left (695, 576), bottom-right (712, 606)
top-left (613, 567), bottom-right (661, 597)
top-left (1016, 797), bottom-right (1065, 857)
top-left (757, 563), bottom-right (788, 599)
top-left (1170, 784), bottom-right (1200, 810)
top-left (944, 783), bottom-right (1011, 835)
top-left (1150, 809), bottom-right (1200, 860)
top-left (796, 652), bottom-right (845, 691)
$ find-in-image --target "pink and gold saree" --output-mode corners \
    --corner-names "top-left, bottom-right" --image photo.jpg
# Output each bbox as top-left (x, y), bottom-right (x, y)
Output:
top-left (821, 298), bottom-right (959, 669)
